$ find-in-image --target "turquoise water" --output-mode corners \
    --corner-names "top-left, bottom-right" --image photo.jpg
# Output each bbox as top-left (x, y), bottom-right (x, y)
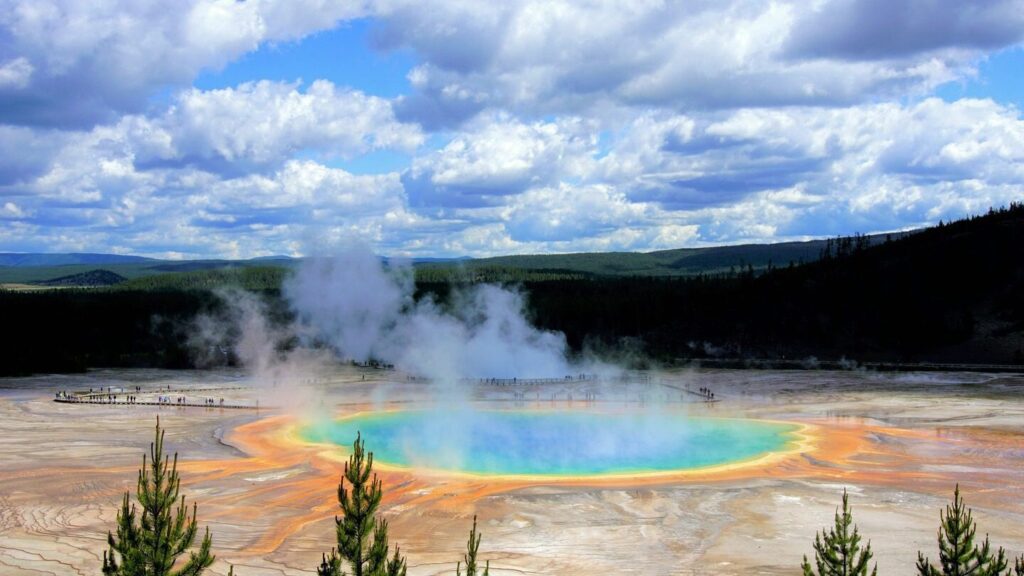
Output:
top-left (302, 409), bottom-right (800, 476)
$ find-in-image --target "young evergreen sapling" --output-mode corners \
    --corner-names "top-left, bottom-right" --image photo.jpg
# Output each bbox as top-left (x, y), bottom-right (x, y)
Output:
top-left (317, 432), bottom-right (406, 576)
top-left (102, 417), bottom-right (215, 576)
top-left (801, 489), bottom-right (878, 576)
top-left (916, 485), bottom-right (1008, 576)
top-left (456, 515), bottom-right (488, 576)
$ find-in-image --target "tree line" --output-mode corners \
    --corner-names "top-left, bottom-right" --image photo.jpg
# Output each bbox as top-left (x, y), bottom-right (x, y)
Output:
top-left (2, 203), bottom-right (1022, 376)
top-left (519, 203), bottom-right (1024, 364)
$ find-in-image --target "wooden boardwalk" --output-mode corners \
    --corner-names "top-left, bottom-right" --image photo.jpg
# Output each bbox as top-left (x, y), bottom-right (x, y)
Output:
top-left (73, 386), bottom-right (248, 398)
top-left (657, 382), bottom-right (722, 403)
top-left (690, 358), bottom-right (1024, 373)
top-left (464, 373), bottom-right (652, 386)
top-left (53, 385), bottom-right (266, 410)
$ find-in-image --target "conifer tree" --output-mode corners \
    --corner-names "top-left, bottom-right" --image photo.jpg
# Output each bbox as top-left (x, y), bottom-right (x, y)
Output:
top-left (456, 516), bottom-right (488, 576)
top-left (318, 433), bottom-right (406, 576)
top-left (916, 485), bottom-right (1008, 576)
top-left (102, 418), bottom-right (214, 576)
top-left (801, 489), bottom-right (878, 576)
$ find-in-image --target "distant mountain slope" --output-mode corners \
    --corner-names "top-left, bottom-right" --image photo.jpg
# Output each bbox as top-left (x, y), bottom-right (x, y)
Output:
top-left (116, 266), bottom-right (287, 291)
top-left (38, 269), bottom-right (127, 287)
top-left (0, 231), bottom-right (898, 286)
top-left (0, 263), bottom-right (163, 284)
top-left (0, 258), bottom-right (293, 285)
top-left (521, 203), bottom-right (1024, 364)
top-left (148, 260), bottom-right (287, 273)
top-left (418, 234), bottom-right (894, 278)
top-left (0, 253), bottom-right (156, 267)
top-left (1, 205), bottom-right (1021, 376)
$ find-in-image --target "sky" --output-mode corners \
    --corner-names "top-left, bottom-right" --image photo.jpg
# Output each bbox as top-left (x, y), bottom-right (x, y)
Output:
top-left (1, 0), bottom-right (1023, 259)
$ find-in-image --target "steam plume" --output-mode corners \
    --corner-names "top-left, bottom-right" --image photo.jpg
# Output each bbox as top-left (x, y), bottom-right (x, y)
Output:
top-left (283, 246), bottom-right (574, 382)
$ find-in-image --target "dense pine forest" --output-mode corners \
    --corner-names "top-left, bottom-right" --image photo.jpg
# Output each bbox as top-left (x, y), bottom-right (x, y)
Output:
top-left (517, 204), bottom-right (1024, 365)
top-left (1, 204), bottom-right (1021, 376)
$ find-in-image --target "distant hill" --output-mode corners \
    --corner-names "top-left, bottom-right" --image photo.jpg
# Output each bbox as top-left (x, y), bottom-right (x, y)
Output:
top-left (0, 234), bottom-right (898, 287)
top-left (248, 255), bottom-right (295, 262)
top-left (408, 256), bottom-right (472, 264)
top-left (116, 266), bottom-right (288, 292)
top-left (415, 234), bottom-right (899, 281)
top-left (0, 263), bottom-right (166, 284)
top-left (518, 203), bottom-right (1024, 365)
top-left (147, 259), bottom-right (294, 273)
top-left (1, 205), bottom-right (1021, 376)
top-left (38, 269), bottom-right (127, 287)
top-left (0, 257), bottom-right (295, 285)
top-left (0, 253), bottom-right (156, 267)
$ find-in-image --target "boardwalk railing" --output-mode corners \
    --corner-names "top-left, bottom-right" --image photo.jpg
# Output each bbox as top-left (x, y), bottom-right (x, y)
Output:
top-left (53, 385), bottom-right (266, 410)
top-left (53, 397), bottom-right (262, 409)
top-left (689, 358), bottom-right (1024, 373)
top-left (458, 373), bottom-right (652, 386)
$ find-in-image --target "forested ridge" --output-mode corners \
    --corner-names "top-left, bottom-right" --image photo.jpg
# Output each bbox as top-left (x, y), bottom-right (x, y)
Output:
top-left (518, 204), bottom-right (1024, 364)
top-left (1, 204), bottom-right (1021, 376)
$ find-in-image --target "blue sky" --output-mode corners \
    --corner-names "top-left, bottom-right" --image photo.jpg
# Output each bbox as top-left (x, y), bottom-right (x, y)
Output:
top-left (194, 19), bottom-right (416, 99)
top-left (1, 1), bottom-right (1023, 259)
top-left (935, 46), bottom-right (1024, 106)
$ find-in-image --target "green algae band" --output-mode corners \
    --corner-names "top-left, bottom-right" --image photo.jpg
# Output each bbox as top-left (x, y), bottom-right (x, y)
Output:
top-left (303, 410), bottom-right (800, 477)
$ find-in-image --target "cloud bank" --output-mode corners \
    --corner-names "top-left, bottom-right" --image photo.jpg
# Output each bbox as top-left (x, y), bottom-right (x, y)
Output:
top-left (1, 0), bottom-right (1023, 257)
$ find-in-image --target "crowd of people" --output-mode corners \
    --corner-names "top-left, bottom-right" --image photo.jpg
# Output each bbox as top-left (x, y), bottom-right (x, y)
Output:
top-left (55, 389), bottom-right (228, 407)
top-left (157, 395), bottom-right (225, 406)
top-left (54, 391), bottom-right (140, 403)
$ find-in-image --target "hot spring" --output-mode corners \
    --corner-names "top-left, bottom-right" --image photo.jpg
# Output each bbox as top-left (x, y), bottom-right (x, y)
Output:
top-left (302, 409), bottom-right (801, 477)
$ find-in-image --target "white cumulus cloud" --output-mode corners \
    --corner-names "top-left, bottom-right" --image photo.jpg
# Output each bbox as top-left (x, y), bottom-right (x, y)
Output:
top-left (0, 0), bottom-right (368, 126)
top-left (160, 80), bottom-right (423, 170)
top-left (372, 0), bottom-right (1023, 127)
top-left (0, 57), bottom-right (32, 89)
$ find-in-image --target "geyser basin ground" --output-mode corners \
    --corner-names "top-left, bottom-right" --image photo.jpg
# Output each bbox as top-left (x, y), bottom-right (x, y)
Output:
top-left (302, 409), bottom-right (802, 477)
top-left (3, 368), bottom-right (1024, 575)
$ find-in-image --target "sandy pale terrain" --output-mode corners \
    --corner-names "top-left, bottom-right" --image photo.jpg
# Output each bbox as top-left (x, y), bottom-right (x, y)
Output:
top-left (1, 367), bottom-right (1022, 575)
